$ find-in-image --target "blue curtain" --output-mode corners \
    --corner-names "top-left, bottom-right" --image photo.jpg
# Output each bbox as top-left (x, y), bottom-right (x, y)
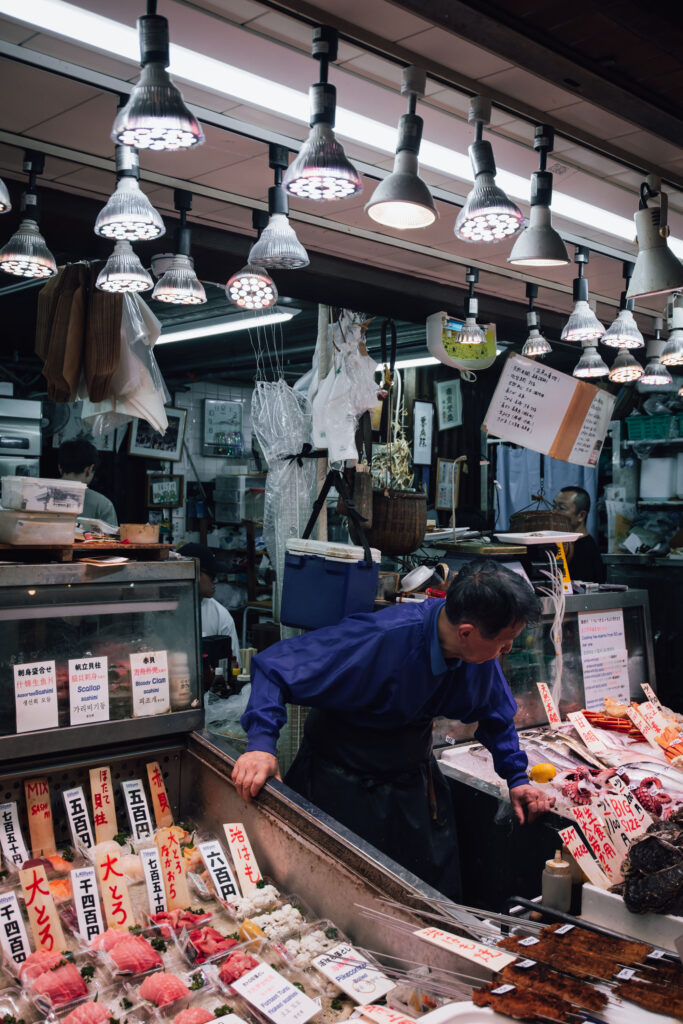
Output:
top-left (494, 446), bottom-right (599, 539)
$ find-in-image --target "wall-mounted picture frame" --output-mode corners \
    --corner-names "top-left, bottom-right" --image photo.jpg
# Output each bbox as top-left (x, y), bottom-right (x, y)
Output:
top-left (129, 408), bottom-right (187, 461)
top-left (435, 457), bottom-right (456, 511)
top-left (146, 474), bottom-right (185, 509)
top-left (202, 399), bottom-right (244, 457)
top-left (412, 400), bottom-right (434, 466)
top-left (435, 378), bottom-right (462, 431)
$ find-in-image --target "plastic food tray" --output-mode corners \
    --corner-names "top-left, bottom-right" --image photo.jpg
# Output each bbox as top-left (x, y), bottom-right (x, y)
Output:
top-left (1, 476), bottom-right (86, 513)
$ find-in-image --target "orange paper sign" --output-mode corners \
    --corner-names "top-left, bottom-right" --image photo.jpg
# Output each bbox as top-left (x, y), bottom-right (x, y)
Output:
top-left (537, 683), bottom-right (561, 729)
top-left (414, 926), bottom-right (516, 971)
top-left (24, 777), bottom-right (56, 856)
top-left (558, 826), bottom-right (610, 889)
top-left (20, 864), bottom-right (66, 951)
top-left (89, 766), bottom-right (117, 843)
top-left (224, 823), bottom-right (263, 894)
top-left (96, 848), bottom-right (136, 929)
top-left (146, 761), bottom-right (174, 828)
top-left (155, 827), bottom-right (191, 910)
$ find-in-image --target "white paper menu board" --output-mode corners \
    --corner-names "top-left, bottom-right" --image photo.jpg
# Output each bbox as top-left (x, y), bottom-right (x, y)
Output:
top-left (578, 609), bottom-right (630, 709)
top-left (483, 353), bottom-right (615, 466)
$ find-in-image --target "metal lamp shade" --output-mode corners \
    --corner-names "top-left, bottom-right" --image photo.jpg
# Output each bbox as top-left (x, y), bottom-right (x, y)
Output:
top-left (637, 360), bottom-right (674, 389)
top-left (95, 176), bottom-right (165, 241)
top-left (601, 308), bottom-right (644, 349)
top-left (226, 264), bottom-right (278, 310)
top-left (152, 254), bottom-right (206, 305)
top-left (508, 205), bottom-right (569, 266)
top-left (521, 328), bottom-right (551, 357)
top-left (248, 214), bottom-right (310, 271)
top-left (96, 240), bottom-right (152, 292)
top-left (573, 345), bottom-right (608, 378)
top-left (627, 207), bottom-right (683, 299)
top-left (0, 219), bottom-right (57, 278)
top-left (661, 329), bottom-right (683, 366)
top-left (561, 300), bottom-right (605, 342)
top-left (112, 64), bottom-right (204, 151)
top-left (0, 178), bottom-right (11, 213)
top-left (455, 173), bottom-right (523, 242)
top-left (365, 151), bottom-right (437, 229)
top-left (283, 123), bottom-right (362, 201)
top-left (608, 349), bottom-right (643, 383)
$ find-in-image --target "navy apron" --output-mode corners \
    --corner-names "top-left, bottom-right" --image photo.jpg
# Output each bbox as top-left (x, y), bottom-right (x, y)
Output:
top-left (284, 707), bottom-right (462, 900)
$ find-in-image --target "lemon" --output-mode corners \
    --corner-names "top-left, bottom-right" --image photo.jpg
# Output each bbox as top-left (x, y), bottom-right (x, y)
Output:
top-left (239, 918), bottom-right (267, 949)
top-left (529, 762), bottom-right (556, 783)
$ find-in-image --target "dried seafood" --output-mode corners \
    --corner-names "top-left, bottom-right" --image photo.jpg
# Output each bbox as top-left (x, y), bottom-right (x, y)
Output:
top-left (615, 975), bottom-right (683, 1018)
top-left (616, 808), bottom-right (683, 914)
top-left (499, 962), bottom-right (607, 1013)
top-left (498, 922), bottom-right (652, 982)
top-left (472, 982), bottom-right (572, 1022)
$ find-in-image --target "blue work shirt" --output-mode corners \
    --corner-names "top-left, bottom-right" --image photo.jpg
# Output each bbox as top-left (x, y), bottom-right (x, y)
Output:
top-left (241, 598), bottom-right (529, 790)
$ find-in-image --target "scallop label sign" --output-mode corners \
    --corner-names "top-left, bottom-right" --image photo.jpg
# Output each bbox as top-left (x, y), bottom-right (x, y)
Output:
top-left (313, 943), bottom-right (395, 1001)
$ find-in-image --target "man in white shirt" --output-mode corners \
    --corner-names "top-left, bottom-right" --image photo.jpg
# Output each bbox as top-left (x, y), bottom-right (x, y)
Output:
top-left (58, 439), bottom-right (118, 526)
top-left (180, 543), bottom-right (241, 668)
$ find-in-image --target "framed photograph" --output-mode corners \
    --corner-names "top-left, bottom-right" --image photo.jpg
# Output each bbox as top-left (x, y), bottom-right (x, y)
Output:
top-left (435, 458), bottom-right (456, 511)
top-left (436, 378), bottom-right (462, 431)
top-left (202, 399), bottom-right (244, 457)
top-left (146, 474), bottom-right (184, 509)
top-left (412, 400), bottom-right (434, 466)
top-left (129, 408), bottom-right (187, 461)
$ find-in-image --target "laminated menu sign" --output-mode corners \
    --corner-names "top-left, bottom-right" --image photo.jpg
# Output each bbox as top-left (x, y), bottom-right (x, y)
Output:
top-left (130, 650), bottom-right (170, 716)
top-left (414, 926), bottom-right (517, 970)
top-left (121, 779), bottom-right (153, 840)
top-left (0, 890), bottom-right (31, 966)
top-left (68, 656), bottom-right (109, 725)
top-left (63, 786), bottom-right (95, 851)
top-left (141, 847), bottom-right (167, 915)
top-left (0, 801), bottom-right (29, 867)
top-left (224, 822), bottom-right (263, 893)
top-left (14, 660), bottom-right (58, 733)
top-left (198, 839), bottom-right (239, 902)
top-left (578, 610), bottom-right (629, 709)
top-left (231, 961), bottom-right (320, 1024)
top-left (483, 353), bottom-right (615, 466)
top-left (312, 943), bottom-right (395, 1001)
top-left (72, 866), bottom-right (104, 942)
top-left (20, 864), bottom-right (66, 951)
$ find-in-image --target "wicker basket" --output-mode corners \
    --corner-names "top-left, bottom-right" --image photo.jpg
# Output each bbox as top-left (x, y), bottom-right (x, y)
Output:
top-left (509, 509), bottom-right (571, 533)
top-left (351, 489), bottom-right (427, 556)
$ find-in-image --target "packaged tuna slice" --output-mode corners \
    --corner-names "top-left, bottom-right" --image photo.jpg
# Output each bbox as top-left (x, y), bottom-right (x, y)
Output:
top-left (61, 1001), bottom-right (113, 1024)
top-left (107, 934), bottom-right (163, 975)
top-left (183, 925), bottom-right (239, 965)
top-left (31, 962), bottom-right (89, 1009)
top-left (138, 971), bottom-right (192, 1007)
top-left (90, 927), bottom-right (129, 952)
top-left (19, 949), bottom-right (64, 982)
top-left (174, 1009), bottom-right (215, 1024)
top-left (150, 908), bottom-right (212, 936)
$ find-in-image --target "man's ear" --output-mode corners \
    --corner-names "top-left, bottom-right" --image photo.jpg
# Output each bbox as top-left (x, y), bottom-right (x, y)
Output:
top-left (457, 622), bottom-right (475, 641)
top-left (577, 508), bottom-right (587, 525)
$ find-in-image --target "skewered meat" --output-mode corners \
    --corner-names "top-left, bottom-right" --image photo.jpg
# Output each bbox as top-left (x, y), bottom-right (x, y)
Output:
top-left (32, 963), bottom-right (88, 1006)
top-left (498, 922), bottom-right (653, 981)
top-left (546, 921), bottom-right (653, 962)
top-left (473, 983), bottom-right (572, 1021)
top-left (616, 976), bottom-right (683, 1018)
top-left (139, 971), bottom-right (191, 1006)
top-left (499, 962), bottom-right (606, 1013)
top-left (62, 1001), bottom-right (113, 1024)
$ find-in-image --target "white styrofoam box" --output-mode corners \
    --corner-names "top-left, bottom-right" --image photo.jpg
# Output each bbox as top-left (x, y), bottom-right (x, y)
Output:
top-left (1, 476), bottom-right (86, 514)
top-left (581, 883), bottom-right (683, 952)
top-left (639, 457), bottom-right (676, 500)
top-left (286, 538), bottom-right (381, 563)
top-left (0, 509), bottom-right (77, 545)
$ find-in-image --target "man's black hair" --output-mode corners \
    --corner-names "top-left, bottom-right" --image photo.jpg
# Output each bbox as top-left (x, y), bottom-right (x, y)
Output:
top-left (558, 485), bottom-right (590, 516)
top-left (445, 558), bottom-right (540, 638)
top-left (58, 438), bottom-right (99, 475)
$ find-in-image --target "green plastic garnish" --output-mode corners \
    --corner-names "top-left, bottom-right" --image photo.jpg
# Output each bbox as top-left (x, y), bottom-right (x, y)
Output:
top-left (213, 1007), bottom-right (233, 1017)
top-left (120, 998), bottom-right (133, 1010)
top-left (81, 965), bottom-right (96, 981)
top-left (61, 848), bottom-right (75, 862)
top-left (189, 908), bottom-right (205, 916)
top-left (227, 932), bottom-right (239, 941)
top-left (190, 972), bottom-right (205, 990)
top-left (128, 925), bottom-right (142, 935)
top-left (109, 1016), bottom-right (120, 1024)
top-left (324, 927), bottom-right (338, 940)
top-left (330, 1000), bottom-right (343, 1012)
top-left (255, 880), bottom-right (266, 890)
top-left (113, 833), bottom-right (128, 847)
top-left (150, 936), bottom-right (167, 952)
top-left (292, 983), bottom-right (305, 993)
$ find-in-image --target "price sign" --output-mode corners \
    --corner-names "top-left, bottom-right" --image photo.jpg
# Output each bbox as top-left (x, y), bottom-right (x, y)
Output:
top-left (626, 706), bottom-right (663, 751)
top-left (567, 711), bottom-right (607, 753)
top-left (130, 650), bottom-right (170, 717)
top-left (0, 801), bottom-right (29, 867)
top-left (141, 847), bottom-right (167, 916)
top-left (19, 864), bottom-right (66, 951)
top-left (96, 848), bottom-right (136, 929)
top-left (570, 807), bottom-right (623, 883)
top-left (414, 926), bottom-right (516, 970)
top-left (198, 839), bottom-right (239, 903)
top-left (121, 780), bottom-right (153, 840)
top-left (146, 761), bottom-right (174, 827)
top-left (603, 783), bottom-right (652, 839)
top-left (0, 890), bottom-right (31, 966)
top-left (155, 827), bottom-right (191, 911)
top-left (24, 777), bottom-right (56, 856)
top-left (89, 766), bottom-right (118, 843)
top-left (224, 822), bottom-right (263, 894)
top-left (63, 786), bottom-right (95, 852)
top-left (558, 826), bottom-right (610, 889)
top-left (14, 661), bottom-right (58, 733)
top-left (72, 866), bottom-right (104, 943)
top-left (231, 961), bottom-right (320, 1024)
top-left (69, 657), bottom-right (109, 725)
top-left (312, 943), bottom-right (395, 1001)
top-left (357, 1008), bottom-right (417, 1024)
top-left (537, 683), bottom-right (561, 729)
top-left (641, 683), bottom-right (663, 710)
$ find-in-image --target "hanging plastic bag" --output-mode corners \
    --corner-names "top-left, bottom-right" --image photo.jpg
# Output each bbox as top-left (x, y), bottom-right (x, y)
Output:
top-left (311, 360), bottom-right (358, 463)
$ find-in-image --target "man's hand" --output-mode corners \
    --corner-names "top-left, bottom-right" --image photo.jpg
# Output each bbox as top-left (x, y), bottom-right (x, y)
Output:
top-left (510, 783), bottom-right (556, 825)
top-left (232, 751), bottom-right (281, 803)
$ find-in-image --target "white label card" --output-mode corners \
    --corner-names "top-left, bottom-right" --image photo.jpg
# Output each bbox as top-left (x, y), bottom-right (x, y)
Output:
top-left (140, 847), bottom-right (167, 916)
top-left (72, 866), bottom-right (104, 942)
top-left (68, 656), bottom-right (109, 725)
top-left (121, 780), bottom-right (153, 840)
top-left (14, 661), bottom-right (58, 733)
top-left (577, 610), bottom-right (629, 709)
top-left (198, 839), bottom-right (239, 902)
top-left (616, 968), bottom-right (635, 981)
top-left (641, 683), bottom-right (663, 710)
top-left (130, 650), bottom-right (170, 717)
top-left (0, 801), bottom-right (29, 867)
top-left (647, 949), bottom-right (666, 960)
top-left (414, 927), bottom-right (517, 970)
top-left (231, 961), bottom-right (320, 1024)
top-left (518, 936), bottom-right (540, 947)
top-left (555, 924), bottom-right (574, 935)
top-left (312, 943), bottom-right (395, 1002)
top-left (0, 890), bottom-right (31, 966)
top-left (515, 960), bottom-right (537, 969)
top-left (63, 786), bottom-right (95, 851)
top-left (357, 1007), bottom-right (417, 1024)
top-left (491, 985), bottom-right (516, 995)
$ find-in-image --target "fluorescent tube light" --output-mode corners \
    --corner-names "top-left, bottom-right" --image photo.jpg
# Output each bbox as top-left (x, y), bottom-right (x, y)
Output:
top-left (156, 306), bottom-right (300, 344)
top-left (375, 356), bottom-right (439, 371)
top-left (6, 0), bottom-right (683, 254)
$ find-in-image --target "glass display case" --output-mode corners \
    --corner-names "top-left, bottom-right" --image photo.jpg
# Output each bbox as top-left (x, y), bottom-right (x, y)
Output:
top-left (0, 559), bottom-right (202, 759)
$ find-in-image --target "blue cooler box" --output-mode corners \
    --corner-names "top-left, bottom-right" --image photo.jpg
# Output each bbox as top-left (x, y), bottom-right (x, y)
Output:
top-left (280, 538), bottom-right (381, 629)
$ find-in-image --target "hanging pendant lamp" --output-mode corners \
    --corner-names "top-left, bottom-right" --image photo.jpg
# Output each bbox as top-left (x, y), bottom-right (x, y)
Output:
top-left (0, 151), bottom-right (57, 279)
top-left (227, 210), bottom-right (278, 310)
top-left (601, 263), bottom-right (644, 349)
top-left (249, 146), bottom-right (309, 270)
top-left (151, 189), bottom-right (206, 304)
top-left (561, 247), bottom-right (605, 342)
top-left (509, 125), bottom-right (569, 266)
top-left (95, 144), bottom-right (165, 241)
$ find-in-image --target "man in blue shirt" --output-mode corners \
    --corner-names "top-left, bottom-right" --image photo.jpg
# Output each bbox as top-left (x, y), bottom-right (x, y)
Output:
top-left (233, 560), bottom-right (554, 897)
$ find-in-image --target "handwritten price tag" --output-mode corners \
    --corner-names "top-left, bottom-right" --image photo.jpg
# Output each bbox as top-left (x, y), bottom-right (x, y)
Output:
top-left (20, 864), bottom-right (66, 952)
top-left (603, 779), bottom-right (652, 838)
top-left (24, 777), bottom-right (56, 856)
top-left (414, 926), bottom-right (516, 971)
top-left (155, 827), bottom-right (191, 911)
top-left (0, 891), bottom-right (31, 966)
top-left (357, 1007), bottom-right (417, 1024)
top-left (146, 761), bottom-right (174, 827)
top-left (641, 683), bottom-right (663, 710)
top-left (89, 766), bottom-right (118, 843)
top-left (96, 848), bottom-right (136, 929)
top-left (0, 801), bottom-right (29, 867)
top-left (558, 826), bottom-right (610, 889)
top-left (537, 683), bottom-right (561, 729)
top-left (567, 711), bottom-right (607, 752)
top-left (570, 807), bottom-right (623, 883)
top-left (224, 822), bottom-right (263, 894)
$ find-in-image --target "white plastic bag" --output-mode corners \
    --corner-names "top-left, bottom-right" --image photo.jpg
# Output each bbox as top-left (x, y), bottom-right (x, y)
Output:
top-left (311, 360), bottom-right (358, 463)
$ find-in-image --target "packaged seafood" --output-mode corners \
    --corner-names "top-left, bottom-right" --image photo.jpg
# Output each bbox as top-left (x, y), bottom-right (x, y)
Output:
top-left (31, 962), bottom-right (89, 1008)
top-left (107, 933), bottom-right (164, 974)
top-left (138, 971), bottom-right (192, 1006)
